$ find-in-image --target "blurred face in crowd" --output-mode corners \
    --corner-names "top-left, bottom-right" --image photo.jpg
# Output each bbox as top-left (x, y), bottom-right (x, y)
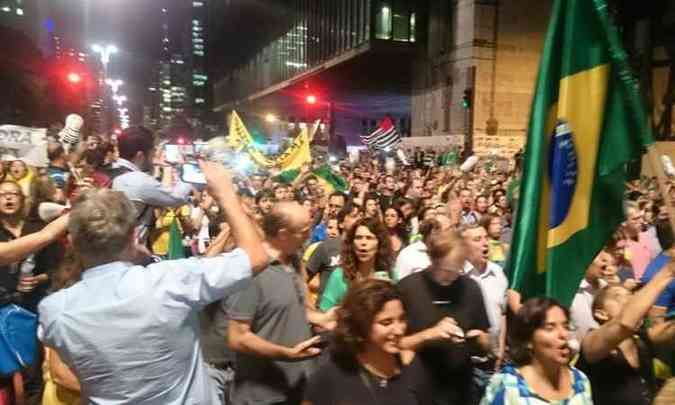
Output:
top-left (353, 225), bottom-right (379, 264)
top-left (657, 205), bottom-right (669, 221)
top-left (430, 246), bottom-right (466, 286)
top-left (399, 202), bottom-right (414, 220)
top-left (258, 196), bottom-right (274, 214)
top-left (462, 226), bottom-right (489, 267)
top-left (475, 196), bottom-right (489, 214)
top-left (365, 198), bottom-right (379, 218)
top-left (595, 286), bottom-right (631, 322)
top-left (530, 306), bottom-right (572, 366)
top-left (327, 195), bottom-right (346, 217)
top-left (280, 206), bottom-right (312, 253)
top-left (0, 182), bottom-right (23, 217)
top-left (342, 207), bottom-right (362, 233)
top-left (367, 299), bottom-right (407, 355)
top-left (87, 135), bottom-right (100, 151)
top-left (251, 175), bottom-right (264, 191)
top-left (306, 178), bottom-right (318, 194)
top-left (407, 179), bottom-right (424, 198)
top-left (351, 178), bottom-right (364, 193)
top-left (9, 161), bottom-right (27, 180)
top-left (487, 217), bottom-right (502, 240)
top-left (384, 176), bottom-right (396, 192)
top-left (421, 208), bottom-right (437, 222)
top-left (383, 208), bottom-right (402, 230)
top-left (585, 250), bottom-right (614, 284)
top-left (497, 195), bottom-right (509, 209)
top-left (643, 209), bottom-right (655, 224)
top-left (459, 189), bottom-right (473, 210)
top-left (624, 207), bottom-right (645, 236)
top-left (274, 186), bottom-right (287, 201)
top-left (326, 218), bottom-right (341, 239)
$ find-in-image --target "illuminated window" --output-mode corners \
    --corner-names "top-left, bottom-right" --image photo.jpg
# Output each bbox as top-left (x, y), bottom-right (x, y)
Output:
top-left (193, 1), bottom-right (204, 7)
top-left (16, 8), bottom-right (23, 16)
top-left (375, 3), bottom-right (392, 40)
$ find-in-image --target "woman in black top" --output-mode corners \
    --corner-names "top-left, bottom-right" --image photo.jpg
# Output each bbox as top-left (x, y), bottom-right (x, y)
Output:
top-left (577, 261), bottom-right (675, 405)
top-left (303, 279), bottom-right (431, 405)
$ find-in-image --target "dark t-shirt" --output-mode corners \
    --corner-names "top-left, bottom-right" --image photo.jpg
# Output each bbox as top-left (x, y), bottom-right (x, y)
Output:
top-left (306, 238), bottom-right (342, 303)
top-left (577, 333), bottom-right (655, 405)
top-left (304, 356), bottom-right (431, 405)
top-left (0, 219), bottom-right (63, 312)
top-left (224, 260), bottom-right (315, 404)
top-left (397, 271), bottom-right (490, 404)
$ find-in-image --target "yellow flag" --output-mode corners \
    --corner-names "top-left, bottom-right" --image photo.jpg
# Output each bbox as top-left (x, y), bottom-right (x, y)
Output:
top-left (227, 111), bottom-right (254, 150)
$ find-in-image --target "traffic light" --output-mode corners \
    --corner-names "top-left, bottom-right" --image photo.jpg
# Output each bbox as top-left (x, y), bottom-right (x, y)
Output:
top-left (306, 94), bottom-right (317, 105)
top-left (462, 88), bottom-right (473, 109)
top-left (67, 72), bottom-right (82, 84)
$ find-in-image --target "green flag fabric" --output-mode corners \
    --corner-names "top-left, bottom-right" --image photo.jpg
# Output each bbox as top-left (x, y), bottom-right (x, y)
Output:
top-left (312, 164), bottom-right (348, 193)
top-left (275, 164), bottom-right (348, 194)
top-left (506, 0), bottom-right (653, 307)
top-left (167, 217), bottom-right (186, 260)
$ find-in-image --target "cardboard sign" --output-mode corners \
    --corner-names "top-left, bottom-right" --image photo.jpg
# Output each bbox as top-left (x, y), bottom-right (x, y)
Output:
top-left (0, 125), bottom-right (48, 167)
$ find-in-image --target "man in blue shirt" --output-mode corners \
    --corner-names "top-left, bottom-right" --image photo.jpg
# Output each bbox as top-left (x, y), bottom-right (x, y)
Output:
top-left (111, 126), bottom-right (193, 243)
top-left (640, 220), bottom-right (674, 315)
top-left (38, 161), bottom-right (269, 404)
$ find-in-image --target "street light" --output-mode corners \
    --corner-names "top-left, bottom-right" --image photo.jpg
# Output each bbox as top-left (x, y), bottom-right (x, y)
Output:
top-left (91, 44), bottom-right (118, 66)
top-left (113, 95), bottom-right (127, 106)
top-left (105, 78), bottom-right (123, 94)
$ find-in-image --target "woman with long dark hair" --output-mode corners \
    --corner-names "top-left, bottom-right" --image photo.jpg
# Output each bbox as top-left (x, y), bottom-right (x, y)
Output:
top-left (319, 217), bottom-right (394, 312)
top-left (382, 206), bottom-right (408, 256)
top-left (303, 279), bottom-right (431, 405)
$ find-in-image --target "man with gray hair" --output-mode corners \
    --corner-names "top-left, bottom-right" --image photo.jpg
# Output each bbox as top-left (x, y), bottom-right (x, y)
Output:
top-left (38, 162), bottom-right (269, 404)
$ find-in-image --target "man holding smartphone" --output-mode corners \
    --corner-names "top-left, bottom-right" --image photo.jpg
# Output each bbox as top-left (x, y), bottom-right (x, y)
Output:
top-left (111, 126), bottom-right (193, 244)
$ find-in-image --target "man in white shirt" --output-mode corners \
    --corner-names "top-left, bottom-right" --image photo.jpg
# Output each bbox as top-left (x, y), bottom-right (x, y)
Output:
top-left (460, 224), bottom-right (509, 358)
top-left (570, 250), bottom-right (611, 340)
top-left (394, 215), bottom-right (452, 280)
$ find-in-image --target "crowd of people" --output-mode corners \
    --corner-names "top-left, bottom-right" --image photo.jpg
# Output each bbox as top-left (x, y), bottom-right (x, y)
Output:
top-left (0, 124), bottom-right (673, 405)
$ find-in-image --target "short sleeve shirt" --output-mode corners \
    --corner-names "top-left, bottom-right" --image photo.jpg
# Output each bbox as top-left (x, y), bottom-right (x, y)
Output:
top-left (224, 261), bottom-right (315, 404)
top-left (398, 271), bottom-right (490, 404)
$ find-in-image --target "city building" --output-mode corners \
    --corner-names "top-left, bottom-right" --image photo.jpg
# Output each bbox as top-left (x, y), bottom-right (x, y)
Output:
top-left (213, 0), bottom-right (674, 154)
top-left (191, 0), bottom-right (209, 125)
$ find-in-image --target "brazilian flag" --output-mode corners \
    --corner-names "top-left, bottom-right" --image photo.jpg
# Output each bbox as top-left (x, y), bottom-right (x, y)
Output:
top-left (507, 0), bottom-right (653, 307)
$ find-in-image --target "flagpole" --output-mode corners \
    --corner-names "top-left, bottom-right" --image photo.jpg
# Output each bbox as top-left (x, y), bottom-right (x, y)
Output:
top-left (645, 144), bottom-right (675, 233)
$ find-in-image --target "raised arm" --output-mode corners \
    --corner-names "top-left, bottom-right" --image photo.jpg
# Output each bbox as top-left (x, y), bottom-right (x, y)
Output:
top-left (0, 214), bottom-right (68, 266)
top-left (200, 161), bottom-right (268, 273)
top-left (582, 261), bottom-right (674, 363)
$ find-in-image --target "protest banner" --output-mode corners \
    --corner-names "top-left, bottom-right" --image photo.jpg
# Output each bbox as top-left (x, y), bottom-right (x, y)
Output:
top-left (0, 125), bottom-right (48, 167)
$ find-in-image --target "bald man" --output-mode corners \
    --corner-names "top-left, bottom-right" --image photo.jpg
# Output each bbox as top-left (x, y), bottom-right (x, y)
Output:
top-left (224, 202), bottom-right (325, 405)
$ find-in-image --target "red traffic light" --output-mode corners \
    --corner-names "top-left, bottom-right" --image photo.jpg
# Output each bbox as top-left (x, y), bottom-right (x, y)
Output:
top-left (306, 94), bottom-right (317, 105)
top-left (67, 72), bottom-right (82, 84)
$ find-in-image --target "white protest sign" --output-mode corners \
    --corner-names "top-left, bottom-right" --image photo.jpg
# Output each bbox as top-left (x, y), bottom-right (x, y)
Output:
top-left (0, 125), bottom-right (48, 167)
